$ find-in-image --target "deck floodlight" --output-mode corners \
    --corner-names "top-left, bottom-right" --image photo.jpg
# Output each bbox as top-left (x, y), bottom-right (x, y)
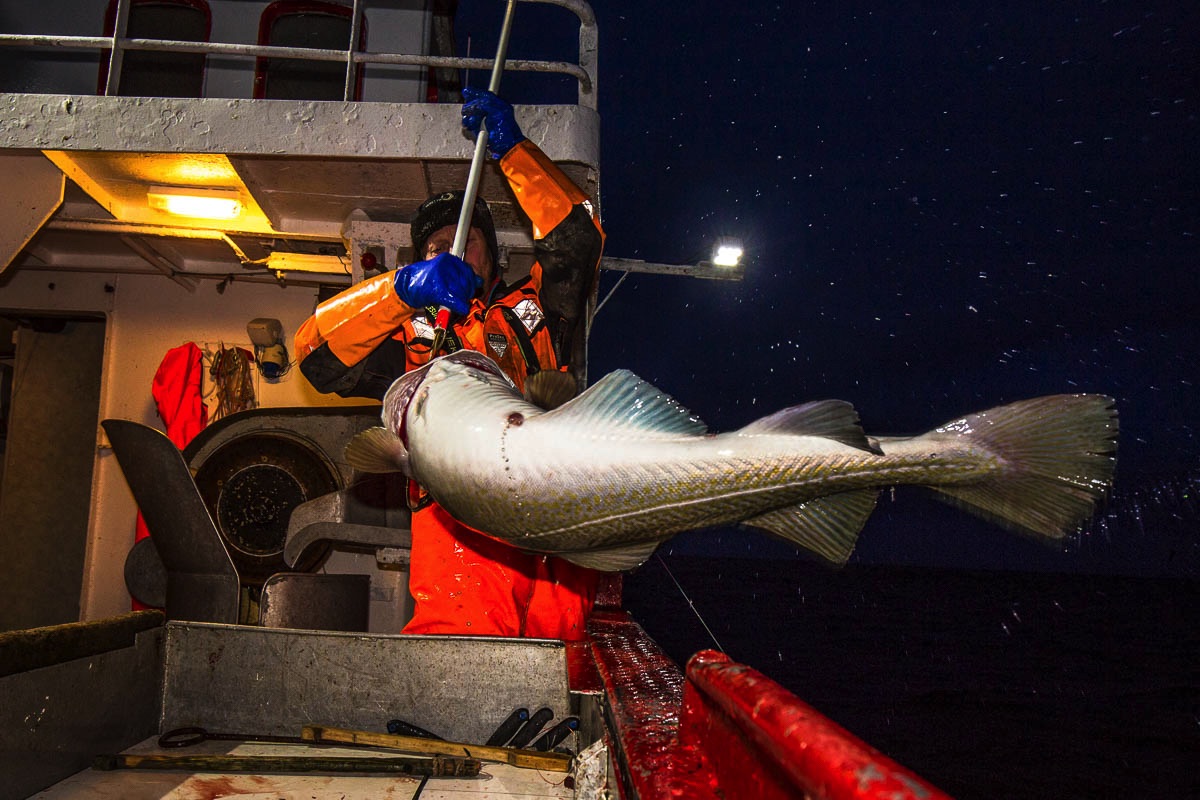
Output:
top-left (147, 186), bottom-right (242, 220)
top-left (712, 238), bottom-right (744, 268)
top-left (599, 237), bottom-right (747, 283)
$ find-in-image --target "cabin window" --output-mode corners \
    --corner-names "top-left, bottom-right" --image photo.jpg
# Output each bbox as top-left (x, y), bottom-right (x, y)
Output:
top-left (99, 0), bottom-right (211, 97)
top-left (254, 1), bottom-right (367, 101)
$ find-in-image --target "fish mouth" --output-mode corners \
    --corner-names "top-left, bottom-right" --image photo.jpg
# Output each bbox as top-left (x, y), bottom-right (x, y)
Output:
top-left (383, 351), bottom-right (511, 445)
top-left (423, 350), bottom-right (513, 393)
top-left (434, 350), bottom-right (510, 381)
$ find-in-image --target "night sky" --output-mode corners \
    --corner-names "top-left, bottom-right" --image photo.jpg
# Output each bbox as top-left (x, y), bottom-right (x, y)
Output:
top-left (457, 2), bottom-right (1199, 576)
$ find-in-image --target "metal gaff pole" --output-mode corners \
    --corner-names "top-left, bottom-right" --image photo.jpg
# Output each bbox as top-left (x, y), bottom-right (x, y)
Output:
top-left (432, 0), bottom-right (518, 350)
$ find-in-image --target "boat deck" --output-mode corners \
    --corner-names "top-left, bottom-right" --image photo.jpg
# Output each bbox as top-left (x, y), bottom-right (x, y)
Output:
top-left (35, 737), bottom-right (574, 799)
top-left (6, 609), bottom-right (952, 799)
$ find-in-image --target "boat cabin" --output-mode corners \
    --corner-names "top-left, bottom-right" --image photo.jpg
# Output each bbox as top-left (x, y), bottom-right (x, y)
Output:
top-left (0, 0), bottom-right (598, 634)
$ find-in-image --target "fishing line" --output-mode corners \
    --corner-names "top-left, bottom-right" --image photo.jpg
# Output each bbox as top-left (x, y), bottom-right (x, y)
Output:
top-left (655, 553), bottom-right (725, 654)
top-left (593, 270), bottom-right (630, 317)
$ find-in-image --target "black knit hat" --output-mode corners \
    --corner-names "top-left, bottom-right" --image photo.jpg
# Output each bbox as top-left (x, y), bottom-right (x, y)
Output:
top-left (410, 190), bottom-right (499, 272)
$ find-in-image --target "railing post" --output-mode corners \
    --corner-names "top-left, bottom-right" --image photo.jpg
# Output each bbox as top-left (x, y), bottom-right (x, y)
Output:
top-left (345, 0), bottom-right (364, 101)
top-left (519, 0), bottom-right (599, 110)
top-left (576, 17), bottom-right (597, 110)
top-left (105, 0), bottom-right (131, 96)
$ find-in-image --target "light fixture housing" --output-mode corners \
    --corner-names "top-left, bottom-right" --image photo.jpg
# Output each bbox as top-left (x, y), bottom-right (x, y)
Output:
top-left (711, 238), bottom-right (744, 268)
top-left (147, 185), bottom-right (243, 220)
top-left (264, 251), bottom-right (349, 274)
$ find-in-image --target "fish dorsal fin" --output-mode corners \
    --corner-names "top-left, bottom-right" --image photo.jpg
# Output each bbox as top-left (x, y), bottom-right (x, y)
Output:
top-left (557, 539), bottom-right (665, 572)
top-left (542, 369), bottom-right (707, 437)
top-left (738, 400), bottom-right (879, 453)
top-left (742, 489), bottom-right (880, 565)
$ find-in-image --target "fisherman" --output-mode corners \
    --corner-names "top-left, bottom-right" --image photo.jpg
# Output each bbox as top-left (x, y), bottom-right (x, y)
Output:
top-left (294, 89), bottom-right (605, 641)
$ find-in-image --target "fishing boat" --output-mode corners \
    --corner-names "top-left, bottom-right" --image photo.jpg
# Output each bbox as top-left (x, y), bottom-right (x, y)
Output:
top-left (0, 3), bottom-right (950, 797)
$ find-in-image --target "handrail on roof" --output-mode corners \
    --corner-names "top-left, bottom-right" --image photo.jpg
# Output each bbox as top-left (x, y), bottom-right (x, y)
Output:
top-left (0, 0), bottom-right (598, 109)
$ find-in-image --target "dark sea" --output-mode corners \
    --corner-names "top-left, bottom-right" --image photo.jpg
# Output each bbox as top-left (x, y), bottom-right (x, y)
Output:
top-left (624, 556), bottom-right (1199, 800)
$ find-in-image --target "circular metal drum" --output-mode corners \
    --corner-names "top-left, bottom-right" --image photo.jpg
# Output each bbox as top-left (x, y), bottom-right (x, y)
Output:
top-left (193, 433), bottom-right (339, 583)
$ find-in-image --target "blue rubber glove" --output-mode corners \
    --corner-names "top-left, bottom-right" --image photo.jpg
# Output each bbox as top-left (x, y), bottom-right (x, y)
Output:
top-left (461, 87), bottom-right (526, 160)
top-left (393, 252), bottom-right (481, 316)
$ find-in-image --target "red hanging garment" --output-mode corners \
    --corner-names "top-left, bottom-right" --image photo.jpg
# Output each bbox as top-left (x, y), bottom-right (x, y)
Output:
top-left (152, 341), bottom-right (209, 449)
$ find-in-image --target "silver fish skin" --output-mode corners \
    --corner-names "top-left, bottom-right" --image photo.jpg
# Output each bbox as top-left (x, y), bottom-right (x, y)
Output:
top-left (345, 351), bottom-right (1118, 571)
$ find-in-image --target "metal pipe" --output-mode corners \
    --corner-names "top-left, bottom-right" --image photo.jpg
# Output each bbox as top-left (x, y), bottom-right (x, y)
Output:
top-left (430, 0), bottom-right (519, 350)
top-left (522, 0), bottom-right (595, 27)
top-left (451, 0), bottom-right (519, 261)
top-left (0, 36), bottom-right (591, 94)
top-left (0, 32), bottom-right (592, 94)
top-left (520, 0), bottom-right (598, 106)
top-left (119, 235), bottom-right (198, 292)
top-left (345, 0), bottom-right (364, 102)
top-left (8, 261), bottom-right (344, 289)
top-left (599, 256), bottom-right (746, 281)
top-left (47, 218), bottom-right (331, 242)
top-left (104, 0), bottom-right (131, 96)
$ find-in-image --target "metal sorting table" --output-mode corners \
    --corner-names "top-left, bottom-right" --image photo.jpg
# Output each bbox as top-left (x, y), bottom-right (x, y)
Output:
top-left (6, 619), bottom-right (581, 799)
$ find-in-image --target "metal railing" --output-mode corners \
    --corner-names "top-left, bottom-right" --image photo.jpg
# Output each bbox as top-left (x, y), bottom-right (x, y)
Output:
top-left (0, 0), bottom-right (597, 109)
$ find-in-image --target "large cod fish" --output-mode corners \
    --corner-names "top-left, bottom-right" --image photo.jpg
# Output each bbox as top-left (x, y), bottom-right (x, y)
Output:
top-left (345, 351), bottom-right (1118, 571)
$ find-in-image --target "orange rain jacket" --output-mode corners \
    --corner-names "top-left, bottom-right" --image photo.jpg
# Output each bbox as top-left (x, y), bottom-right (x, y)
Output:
top-left (295, 140), bottom-right (605, 640)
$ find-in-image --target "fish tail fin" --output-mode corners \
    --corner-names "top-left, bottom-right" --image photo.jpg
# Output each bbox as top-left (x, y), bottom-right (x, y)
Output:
top-left (344, 427), bottom-right (409, 474)
top-left (915, 394), bottom-right (1118, 540)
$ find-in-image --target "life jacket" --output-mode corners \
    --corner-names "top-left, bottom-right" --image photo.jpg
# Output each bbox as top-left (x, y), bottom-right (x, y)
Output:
top-left (398, 276), bottom-right (558, 396)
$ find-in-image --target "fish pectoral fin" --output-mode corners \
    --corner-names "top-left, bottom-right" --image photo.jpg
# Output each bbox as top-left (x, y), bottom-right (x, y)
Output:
top-left (737, 400), bottom-right (879, 453)
top-left (343, 427), bottom-right (409, 474)
top-left (542, 369), bottom-right (708, 437)
top-left (556, 539), bottom-right (665, 572)
top-left (742, 489), bottom-right (880, 566)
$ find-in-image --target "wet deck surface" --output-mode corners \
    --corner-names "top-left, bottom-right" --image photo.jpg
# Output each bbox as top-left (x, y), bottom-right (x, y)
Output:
top-left (33, 737), bottom-right (574, 799)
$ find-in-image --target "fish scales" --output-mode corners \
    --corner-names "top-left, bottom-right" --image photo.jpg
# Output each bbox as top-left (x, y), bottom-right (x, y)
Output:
top-left (495, 448), bottom-right (990, 548)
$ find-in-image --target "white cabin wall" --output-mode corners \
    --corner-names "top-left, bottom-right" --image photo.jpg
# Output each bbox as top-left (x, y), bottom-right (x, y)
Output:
top-left (0, 268), bottom-right (363, 619)
top-left (0, 0), bottom-right (431, 101)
